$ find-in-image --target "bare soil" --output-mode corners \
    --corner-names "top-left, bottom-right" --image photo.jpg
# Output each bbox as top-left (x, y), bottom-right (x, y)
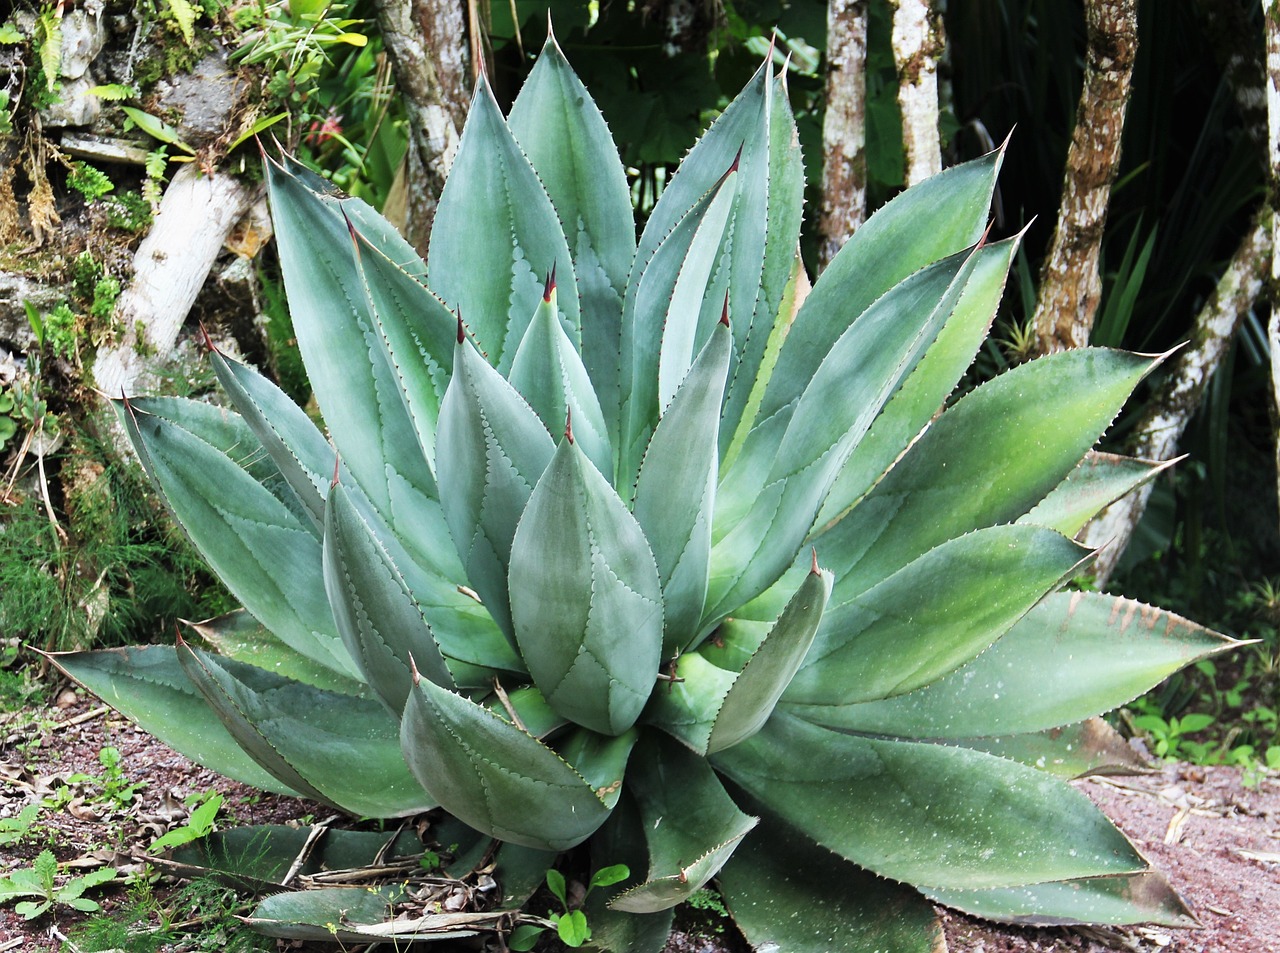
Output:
top-left (2, 690), bottom-right (1278, 952)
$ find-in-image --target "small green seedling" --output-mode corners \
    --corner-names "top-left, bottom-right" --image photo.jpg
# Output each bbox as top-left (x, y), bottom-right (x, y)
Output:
top-left (510, 864), bottom-right (631, 950)
top-left (1132, 711), bottom-right (1216, 760)
top-left (0, 804), bottom-right (41, 846)
top-left (52, 745), bottom-right (147, 812)
top-left (0, 849), bottom-right (117, 919)
top-left (149, 791), bottom-right (223, 853)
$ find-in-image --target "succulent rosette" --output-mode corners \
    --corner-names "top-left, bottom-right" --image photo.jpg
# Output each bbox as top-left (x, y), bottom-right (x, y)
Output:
top-left (58, 30), bottom-right (1233, 952)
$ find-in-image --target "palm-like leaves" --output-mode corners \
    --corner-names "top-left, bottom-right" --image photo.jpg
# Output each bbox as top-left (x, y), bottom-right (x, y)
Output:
top-left (55, 30), bottom-right (1235, 952)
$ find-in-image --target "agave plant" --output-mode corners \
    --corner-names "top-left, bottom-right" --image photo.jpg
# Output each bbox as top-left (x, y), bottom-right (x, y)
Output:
top-left (58, 31), bottom-right (1235, 951)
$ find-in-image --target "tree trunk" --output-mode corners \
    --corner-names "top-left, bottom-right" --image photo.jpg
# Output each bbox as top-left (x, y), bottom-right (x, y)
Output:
top-left (1031, 0), bottom-right (1139, 354)
top-left (1266, 2), bottom-right (1280, 545)
top-left (818, 0), bottom-right (869, 272)
top-left (889, 0), bottom-right (944, 186)
top-left (93, 164), bottom-right (254, 397)
top-left (1082, 210), bottom-right (1273, 586)
top-left (372, 0), bottom-right (471, 259)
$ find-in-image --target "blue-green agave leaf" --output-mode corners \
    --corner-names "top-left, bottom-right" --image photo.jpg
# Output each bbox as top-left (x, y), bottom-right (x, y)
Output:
top-left (632, 59), bottom-right (803, 460)
top-left (620, 168), bottom-right (737, 492)
top-left (581, 797), bottom-right (677, 953)
top-left (707, 559), bottom-right (831, 752)
top-left (648, 560), bottom-right (831, 754)
top-left (428, 77), bottom-right (578, 373)
top-left (350, 226), bottom-right (459, 476)
top-left (51, 647), bottom-right (293, 794)
top-left (713, 710), bottom-right (1147, 890)
top-left (633, 322), bottom-right (732, 653)
top-left (508, 436), bottom-right (664, 735)
top-left (803, 592), bottom-right (1239, 738)
top-left (265, 158), bottom-right (450, 582)
top-left (757, 148), bottom-right (1001, 427)
top-left (436, 334), bottom-right (557, 642)
top-left (322, 481), bottom-right (452, 714)
top-left (609, 737), bottom-right (757, 913)
top-left (816, 236), bottom-right (1019, 527)
top-left (186, 610), bottom-right (364, 696)
top-left (707, 245), bottom-right (983, 622)
top-left (718, 817), bottom-right (944, 953)
top-left (555, 726), bottom-right (639, 811)
top-left (508, 30), bottom-right (635, 443)
top-left (508, 277), bottom-right (612, 478)
top-left (954, 718), bottom-right (1152, 779)
top-left (784, 525), bottom-right (1090, 706)
top-left (1019, 452), bottom-right (1177, 539)
top-left (816, 348), bottom-right (1165, 600)
top-left (178, 645), bottom-right (432, 817)
top-left (400, 673), bottom-right (620, 850)
top-left (278, 152), bottom-right (427, 278)
top-left (208, 347), bottom-right (333, 533)
top-left (924, 871), bottom-right (1196, 928)
top-left (117, 397), bottom-right (354, 679)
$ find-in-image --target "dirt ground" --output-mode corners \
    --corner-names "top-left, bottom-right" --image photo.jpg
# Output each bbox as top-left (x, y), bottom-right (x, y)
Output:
top-left (1, 691), bottom-right (1278, 952)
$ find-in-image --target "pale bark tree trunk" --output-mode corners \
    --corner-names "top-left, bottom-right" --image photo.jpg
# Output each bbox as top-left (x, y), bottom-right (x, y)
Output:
top-left (818, 0), bottom-right (869, 272)
top-left (93, 165), bottom-right (254, 397)
top-left (889, 0), bottom-right (944, 186)
top-left (1083, 211), bottom-right (1273, 586)
top-left (372, 0), bottom-right (470, 259)
top-left (1265, 2), bottom-right (1280, 544)
top-left (1031, 0), bottom-right (1139, 354)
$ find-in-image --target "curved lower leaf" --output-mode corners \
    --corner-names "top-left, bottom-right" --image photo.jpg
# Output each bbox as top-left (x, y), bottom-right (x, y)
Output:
top-left (50, 646), bottom-right (292, 795)
top-left (179, 646), bottom-right (431, 817)
top-left (713, 710), bottom-right (1147, 890)
top-left (186, 610), bottom-right (364, 696)
top-left (718, 816), bottom-right (944, 953)
top-left (209, 349), bottom-right (334, 533)
top-left (953, 718), bottom-right (1153, 779)
top-left (925, 870), bottom-right (1196, 928)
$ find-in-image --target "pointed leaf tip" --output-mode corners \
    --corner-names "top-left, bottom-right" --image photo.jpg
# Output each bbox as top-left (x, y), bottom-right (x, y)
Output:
top-left (810, 547), bottom-right (820, 575)
top-left (198, 322), bottom-right (218, 353)
top-left (407, 651), bottom-right (421, 685)
top-left (720, 291), bottom-right (730, 327)
top-left (977, 221), bottom-right (994, 249)
top-left (330, 455), bottom-right (341, 488)
top-left (339, 206), bottom-right (359, 244)
top-left (564, 407), bottom-right (574, 444)
top-left (544, 263), bottom-right (557, 302)
top-left (456, 313), bottom-right (466, 345)
top-left (729, 143), bottom-right (744, 175)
